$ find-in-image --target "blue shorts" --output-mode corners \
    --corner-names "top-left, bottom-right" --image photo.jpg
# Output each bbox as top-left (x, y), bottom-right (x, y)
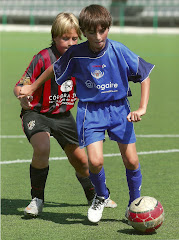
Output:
top-left (76, 98), bottom-right (136, 148)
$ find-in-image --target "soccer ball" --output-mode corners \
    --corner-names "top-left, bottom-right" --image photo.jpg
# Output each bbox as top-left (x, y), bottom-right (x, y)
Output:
top-left (127, 196), bottom-right (164, 233)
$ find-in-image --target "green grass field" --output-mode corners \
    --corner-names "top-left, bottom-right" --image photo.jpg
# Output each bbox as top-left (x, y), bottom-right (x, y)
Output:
top-left (1, 30), bottom-right (179, 240)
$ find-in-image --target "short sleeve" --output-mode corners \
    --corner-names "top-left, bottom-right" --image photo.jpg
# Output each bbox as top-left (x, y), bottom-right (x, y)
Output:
top-left (128, 57), bottom-right (154, 83)
top-left (53, 47), bottom-right (75, 85)
top-left (138, 57), bottom-right (155, 82)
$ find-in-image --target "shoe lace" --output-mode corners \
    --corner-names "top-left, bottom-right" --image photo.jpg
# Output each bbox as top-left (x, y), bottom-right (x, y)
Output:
top-left (92, 196), bottom-right (104, 210)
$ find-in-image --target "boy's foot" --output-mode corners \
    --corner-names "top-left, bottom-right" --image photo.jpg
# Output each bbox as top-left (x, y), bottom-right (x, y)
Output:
top-left (88, 197), bottom-right (117, 208)
top-left (105, 198), bottom-right (117, 208)
top-left (24, 197), bottom-right (43, 217)
top-left (88, 195), bottom-right (109, 223)
top-left (87, 187), bottom-right (117, 208)
top-left (104, 187), bottom-right (117, 208)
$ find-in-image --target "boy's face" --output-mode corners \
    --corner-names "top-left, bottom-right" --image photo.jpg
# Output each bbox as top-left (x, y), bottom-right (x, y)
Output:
top-left (54, 28), bottom-right (78, 55)
top-left (83, 25), bottom-right (109, 52)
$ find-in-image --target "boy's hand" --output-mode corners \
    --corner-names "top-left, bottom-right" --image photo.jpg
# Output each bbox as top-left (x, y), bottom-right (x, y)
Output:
top-left (18, 85), bottom-right (33, 97)
top-left (18, 95), bottom-right (33, 110)
top-left (127, 107), bottom-right (146, 122)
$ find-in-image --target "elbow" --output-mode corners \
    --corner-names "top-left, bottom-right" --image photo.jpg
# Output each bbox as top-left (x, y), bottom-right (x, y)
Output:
top-left (13, 86), bottom-right (18, 97)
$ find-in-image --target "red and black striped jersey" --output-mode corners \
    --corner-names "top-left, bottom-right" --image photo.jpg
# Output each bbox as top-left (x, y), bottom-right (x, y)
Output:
top-left (15, 45), bottom-right (77, 114)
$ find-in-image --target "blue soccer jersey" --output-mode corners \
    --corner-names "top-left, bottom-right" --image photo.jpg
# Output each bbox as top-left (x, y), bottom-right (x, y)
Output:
top-left (53, 39), bottom-right (154, 103)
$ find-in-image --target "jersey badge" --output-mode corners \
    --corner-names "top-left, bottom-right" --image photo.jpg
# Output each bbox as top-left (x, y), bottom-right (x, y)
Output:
top-left (27, 120), bottom-right (35, 130)
top-left (91, 70), bottom-right (104, 79)
top-left (60, 80), bottom-right (73, 92)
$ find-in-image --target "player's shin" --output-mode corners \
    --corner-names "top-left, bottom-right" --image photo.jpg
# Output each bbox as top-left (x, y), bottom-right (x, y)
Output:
top-left (76, 174), bottom-right (95, 204)
top-left (89, 167), bottom-right (109, 199)
top-left (30, 164), bottom-right (49, 201)
top-left (126, 164), bottom-right (142, 206)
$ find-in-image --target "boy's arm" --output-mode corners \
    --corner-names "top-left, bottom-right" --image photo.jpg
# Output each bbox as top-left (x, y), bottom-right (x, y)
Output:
top-left (14, 85), bottom-right (33, 109)
top-left (127, 77), bottom-right (150, 122)
top-left (18, 65), bottom-right (54, 97)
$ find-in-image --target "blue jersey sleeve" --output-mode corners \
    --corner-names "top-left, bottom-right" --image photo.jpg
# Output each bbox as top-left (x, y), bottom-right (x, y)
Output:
top-left (128, 57), bottom-right (154, 83)
top-left (53, 47), bottom-right (75, 85)
top-left (138, 57), bottom-right (155, 82)
top-left (119, 43), bottom-right (139, 76)
top-left (118, 42), bottom-right (154, 83)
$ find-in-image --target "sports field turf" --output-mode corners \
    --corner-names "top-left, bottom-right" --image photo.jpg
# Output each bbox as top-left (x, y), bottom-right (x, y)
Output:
top-left (1, 30), bottom-right (179, 240)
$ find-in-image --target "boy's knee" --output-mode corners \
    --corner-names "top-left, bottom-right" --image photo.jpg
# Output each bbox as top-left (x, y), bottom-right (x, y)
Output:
top-left (125, 158), bottom-right (139, 170)
top-left (89, 161), bottom-right (103, 173)
top-left (33, 142), bottom-right (50, 157)
top-left (32, 143), bottom-right (50, 169)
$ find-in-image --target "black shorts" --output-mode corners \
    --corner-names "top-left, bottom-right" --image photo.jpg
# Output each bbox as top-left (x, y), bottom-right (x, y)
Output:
top-left (21, 110), bottom-right (79, 149)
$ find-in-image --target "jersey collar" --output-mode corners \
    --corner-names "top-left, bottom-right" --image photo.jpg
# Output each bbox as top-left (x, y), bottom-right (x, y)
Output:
top-left (87, 39), bottom-right (109, 57)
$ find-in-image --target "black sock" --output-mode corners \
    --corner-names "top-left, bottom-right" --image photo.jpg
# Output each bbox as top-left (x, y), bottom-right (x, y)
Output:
top-left (30, 164), bottom-right (49, 201)
top-left (76, 174), bottom-right (95, 202)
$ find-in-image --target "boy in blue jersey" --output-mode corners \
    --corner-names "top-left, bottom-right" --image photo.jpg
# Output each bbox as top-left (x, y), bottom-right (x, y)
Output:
top-left (19, 5), bottom-right (154, 223)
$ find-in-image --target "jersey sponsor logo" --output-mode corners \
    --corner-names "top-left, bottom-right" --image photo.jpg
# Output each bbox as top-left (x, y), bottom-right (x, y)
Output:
top-left (92, 64), bottom-right (106, 68)
top-left (85, 80), bottom-right (95, 88)
top-left (60, 80), bottom-right (73, 92)
top-left (85, 80), bottom-right (118, 91)
top-left (91, 70), bottom-right (104, 79)
top-left (49, 93), bottom-right (77, 106)
top-left (27, 120), bottom-right (35, 130)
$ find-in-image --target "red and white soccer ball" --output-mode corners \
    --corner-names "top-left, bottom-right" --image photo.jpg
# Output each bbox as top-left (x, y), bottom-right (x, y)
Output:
top-left (127, 196), bottom-right (164, 233)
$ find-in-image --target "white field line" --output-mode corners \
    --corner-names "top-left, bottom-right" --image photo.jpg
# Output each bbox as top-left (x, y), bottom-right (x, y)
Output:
top-left (1, 149), bottom-right (179, 165)
top-left (1, 25), bottom-right (179, 35)
top-left (1, 134), bottom-right (179, 139)
top-left (0, 135), bottom-right (26, 138)
top-left (136, 134), bottom-right (179, 138)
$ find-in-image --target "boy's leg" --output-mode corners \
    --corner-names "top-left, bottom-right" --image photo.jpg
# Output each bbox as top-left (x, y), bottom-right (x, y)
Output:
top-left (64, 143), bottom-right (117, 207)
top-left (24, 132), bottom-right (50, 217)
top-left (86, 141), bottom-right (109, 198)
top-left (30, 132), bottom-right (50, 200)
top-left (64, 144), bottom-right (96, 204)
top-left (30, 165), bottom-right (49, 201)
top-left (118, 142), bottom-right (142, 206)
top-left (75, 174), bottom-right (95, 205)
top-left (86, 141), bottom-right (110, 223)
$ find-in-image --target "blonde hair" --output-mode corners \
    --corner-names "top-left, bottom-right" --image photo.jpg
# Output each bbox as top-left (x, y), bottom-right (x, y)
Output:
top-left (51, 12), bottom-right (82, 45)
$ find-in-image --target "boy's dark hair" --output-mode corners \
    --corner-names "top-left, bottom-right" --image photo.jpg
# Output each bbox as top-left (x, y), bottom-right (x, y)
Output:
top-left (79, 5), bottom-right (112, 32)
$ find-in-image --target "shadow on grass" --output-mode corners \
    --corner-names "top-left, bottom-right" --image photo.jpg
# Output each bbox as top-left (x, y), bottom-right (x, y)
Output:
top-left (1, 198), bottom-right (96, 226)
top-left (118, 228), bottom-right (157, 236)
top-left (2, 199), bottom-right (135, 227)
top-left (1, 199), bottom-right (87, 214)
